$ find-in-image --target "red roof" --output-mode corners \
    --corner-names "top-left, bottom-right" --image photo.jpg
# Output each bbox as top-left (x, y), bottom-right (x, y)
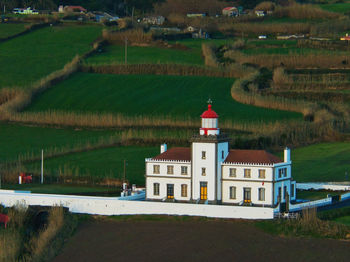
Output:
top-left (201, 104), bottom-right (218, 119)
top-left (152, 147), bottom-right (191, 162)
top-left (224, 150), bottom-right (282, 165)
top-left (223, 7), bottom-right (237, 11)
top-left (66, 6), bottom-right (87, 11)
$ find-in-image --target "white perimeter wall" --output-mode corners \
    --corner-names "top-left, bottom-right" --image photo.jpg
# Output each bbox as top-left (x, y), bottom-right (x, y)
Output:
top-left (0, 190), bottom-right (274, 219)
top-left (296, 183), bottom-right (350, 191)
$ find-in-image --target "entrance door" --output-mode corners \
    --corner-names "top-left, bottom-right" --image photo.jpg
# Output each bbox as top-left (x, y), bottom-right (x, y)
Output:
top-left (200, 182), bottom-right (207, 200)
top-left (167, 184), bottom-right (174, 199)
top-left (243, 188), bottom-right (251, 203)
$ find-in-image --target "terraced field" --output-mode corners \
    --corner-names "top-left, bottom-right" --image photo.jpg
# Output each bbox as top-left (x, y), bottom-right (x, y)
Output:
top-left (0, 24), bottom-right (102, 88)
top-left (26, 73), bottom-right (302, 122)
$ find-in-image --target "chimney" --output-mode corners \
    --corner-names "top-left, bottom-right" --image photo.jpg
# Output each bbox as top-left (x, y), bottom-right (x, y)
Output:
top-left (160, 143), bottom-right (167, 154)
top-left (284, 147), bottom-right (290, 163)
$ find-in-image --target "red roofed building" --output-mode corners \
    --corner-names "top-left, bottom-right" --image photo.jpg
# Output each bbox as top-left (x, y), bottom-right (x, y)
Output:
top-left (145, 103), bottom-right (296, 208)
top-left (222, 7), bottom-right (238, 17)
top-left (60, 5), bottom-right (87, 13)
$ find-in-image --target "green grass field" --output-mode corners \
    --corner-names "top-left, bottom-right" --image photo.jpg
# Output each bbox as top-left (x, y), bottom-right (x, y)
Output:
top-left (0, 122), bottom-right (118, 163)
top-left (85, 38), bottom-right (235, 66)
top-left (26, 73), bottom-right (302, 122)
top-left (319, 3), bottom-right (350, 13)
top-left (1, 183), bottom-right (121, 195)
top-left (0, 24), bottom-right (102, 88)
top-left (292, 142), bottom-right (350, 182)
top-left (85, 44), bottom-right (204, 65)
top-left (24, 146), bottom-right (159, 185)
top-left (0, 23), bottom-right (28, 39)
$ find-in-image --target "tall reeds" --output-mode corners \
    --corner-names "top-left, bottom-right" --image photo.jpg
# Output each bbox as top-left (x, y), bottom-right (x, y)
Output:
top-left (202, 43), bottom-right (219, 67)
top-left (224, 50), bottom-right (350, 69)
top-left (103, 28), bottom-right (153, 45)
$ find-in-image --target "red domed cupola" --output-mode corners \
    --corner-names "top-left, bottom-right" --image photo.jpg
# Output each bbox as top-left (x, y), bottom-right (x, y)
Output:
top-left (200, 104), bottom-right (220, 136)
top-left (201, 104), bottom-right (218, 119)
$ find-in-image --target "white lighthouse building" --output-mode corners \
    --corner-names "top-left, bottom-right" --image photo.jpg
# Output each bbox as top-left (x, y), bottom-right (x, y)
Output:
top-left (145, 104), bottom-right (296, 207)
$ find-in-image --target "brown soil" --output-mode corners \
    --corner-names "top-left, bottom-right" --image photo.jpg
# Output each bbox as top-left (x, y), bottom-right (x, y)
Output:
top-left (53, 219), bottom-right (350, 262)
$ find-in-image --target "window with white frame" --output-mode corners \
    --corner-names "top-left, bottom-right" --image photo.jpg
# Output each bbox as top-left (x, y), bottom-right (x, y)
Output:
top-left (167, 165), bottom-right (174, 174)
top-left (202, 151), bottom-right (206, 159)
top-left (229, 168), bottom-right (236, 177)
top-left (258, 169), bottom-right (266, 179)
top-left (153, 165), bottom-right (160, 174)
top-left (202, 167), bottom-right (206, 176)
top-left (258, 188), bottom-right (265, 201)
top-left (181, 184), bottom-right (187, 197)
top-left (244, 169), bottom-right (251, 178)
top-left (181, 166), bottom-right (188, 175)
top-left (153, 183), bottom-right (160, 195)
top-left (229, 186), bottom-right (236, 199)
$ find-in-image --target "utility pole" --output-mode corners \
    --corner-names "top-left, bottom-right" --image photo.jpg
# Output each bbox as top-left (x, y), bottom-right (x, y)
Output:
top-left (125, 37), bottom-right (128, 64)
top-left (131, 6), bottom-right (135, 24)
top-left (123, 159), bottom-right (126, 183)
top-left (41, 149), bottom-right (44, 184)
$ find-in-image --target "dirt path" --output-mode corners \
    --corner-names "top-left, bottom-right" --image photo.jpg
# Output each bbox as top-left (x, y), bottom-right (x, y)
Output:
top-left (53, 219), bottom-right (350, 262)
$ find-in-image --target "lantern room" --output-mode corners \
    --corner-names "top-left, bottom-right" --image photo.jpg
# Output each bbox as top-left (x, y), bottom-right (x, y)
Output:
top-left (200, 104), bottom-right (220, 136)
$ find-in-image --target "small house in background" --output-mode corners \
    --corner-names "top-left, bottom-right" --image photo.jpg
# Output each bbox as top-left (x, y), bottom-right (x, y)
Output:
top-left (12, 7), bottom-right (39, 15)
top-left (142, 16), bottom-right (165, 25)
top-left (192, 28), bottom-right (210, 39)
top-left (59, 5), bottom-right (87, 13)
top-left (92, 12), bottom-right (119, 22)
top-left (340, 33), bottom-right (350, 41)
top-left (185, 26), bottom-right (197, 32)
top-left (255, 10), bottom-right (266, 17)
top-left (222, 7), bottom-right (239, 17)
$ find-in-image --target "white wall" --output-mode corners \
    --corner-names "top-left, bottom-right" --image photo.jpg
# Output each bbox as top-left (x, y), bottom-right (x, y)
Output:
top-left (146, 177), bottom-right (191, 201)
top-left (192, 142), bottom-right (216, 201)
top-left (222, 181), bottom-right (273, 206)
top-left (0, 190), bottom-right (274, 219)
top-left (222, 164), bottom-right (274, 181)
top-left (146, 161), bottom-right (191, 178)
top-left (296, 183), bottom-right (350, 191)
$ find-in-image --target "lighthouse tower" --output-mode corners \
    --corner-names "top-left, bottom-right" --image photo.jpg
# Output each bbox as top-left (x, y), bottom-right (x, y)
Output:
top-left (200, 104), bottom-right (220, 136)
top-left (191, 103), bottom-right (229, 203)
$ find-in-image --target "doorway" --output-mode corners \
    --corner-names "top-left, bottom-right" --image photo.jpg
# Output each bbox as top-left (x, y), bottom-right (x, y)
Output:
top-left (243, 188), bottom-right (251, 203)
top-left (200, 182), bottom-right (207, 200)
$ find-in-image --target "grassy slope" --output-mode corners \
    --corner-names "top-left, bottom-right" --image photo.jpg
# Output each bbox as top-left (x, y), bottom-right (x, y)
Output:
top-left (0, 123), bottom-right (118, 162)
top-left (0, 23), bottom-right (27, 38)
top-left (26, 73), bottom-right (301, 122)
top-left (0, 24), bottom-right (102, 88)
top-left (292, 142), bottom-right (350, 182)
top-left (24, 146), bottom-right (159, 185)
